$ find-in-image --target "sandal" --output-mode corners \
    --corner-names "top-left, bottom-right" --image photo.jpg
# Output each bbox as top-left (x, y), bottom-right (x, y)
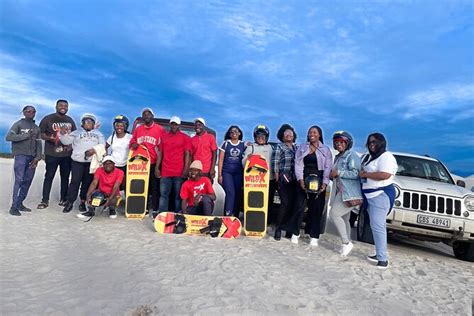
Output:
top-left (37, 201), bottom-right (49, 209)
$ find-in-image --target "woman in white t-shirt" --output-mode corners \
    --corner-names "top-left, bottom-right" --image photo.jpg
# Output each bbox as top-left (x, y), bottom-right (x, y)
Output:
top-left (106, 115), bottom-right (132, 191)
top-left (359, 133), bottom-right (398, 270)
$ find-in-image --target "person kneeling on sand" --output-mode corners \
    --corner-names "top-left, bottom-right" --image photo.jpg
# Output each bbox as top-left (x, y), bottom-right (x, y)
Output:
top-left (78, 156), bottom-right (124, 219)
top-left (180, 160), bottom-right (216, 216)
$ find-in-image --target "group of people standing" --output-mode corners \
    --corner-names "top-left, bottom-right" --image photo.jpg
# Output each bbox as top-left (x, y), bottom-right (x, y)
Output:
top-left (6, 100), bottom-right (398, 269)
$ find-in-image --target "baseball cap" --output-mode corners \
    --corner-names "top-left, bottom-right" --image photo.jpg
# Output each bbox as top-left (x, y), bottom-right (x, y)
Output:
top-left (142, 108), bottom-right (155, 116)
top-left (189, 160), bottom-right (203, 170)
top-left (170, 116), bottom-right (181, 125)
top-left (194, 117), bottom-right (206, 126)
top-left (102, 155), bottom-right (116, 164)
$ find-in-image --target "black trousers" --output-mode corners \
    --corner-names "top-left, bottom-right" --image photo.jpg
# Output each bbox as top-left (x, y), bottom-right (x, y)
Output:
top-left (275, 180), bottom-right (298, 230)
top-left (290, 186), bottom-right (326, 238)
top-left (42, 155), bottom-right (72, 202)
top-left (267, 180), bottom-right (277, 225)
top-left (148, 163), bottom-right (160, 212)
top-left (117, 165), bottom-right (127, 191)
top-left (67, 161), bottom-right (93, 204)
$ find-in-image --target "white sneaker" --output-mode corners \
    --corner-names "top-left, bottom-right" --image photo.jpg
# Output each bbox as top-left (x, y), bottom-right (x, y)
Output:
top-left (77, 211), bottom-right (94, 219)
top-left (310, 238), bottom-right (319, 246)
top-left (341, 242), bottom-right (354, 256)
top-left (291, 234), bottom-right (299, 244)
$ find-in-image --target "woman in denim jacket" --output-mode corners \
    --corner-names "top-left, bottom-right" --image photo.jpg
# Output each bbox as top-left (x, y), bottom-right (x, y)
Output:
top-left (329, 131), bottom-right (362, 257)
top-left (288, 125), bottom-right (333, 246)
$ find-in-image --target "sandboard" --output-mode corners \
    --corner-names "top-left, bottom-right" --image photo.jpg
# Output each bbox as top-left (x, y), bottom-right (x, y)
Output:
top-left (243, 154), bottom-right (269, 237)
top-left (125, 145), bottom-right (150, 219)
top-left (154, 212), bottom-right (241, 239)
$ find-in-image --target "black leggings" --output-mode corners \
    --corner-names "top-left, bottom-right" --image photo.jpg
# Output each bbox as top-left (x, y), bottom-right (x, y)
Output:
top-left (67, 161), bottom-right (93, 204)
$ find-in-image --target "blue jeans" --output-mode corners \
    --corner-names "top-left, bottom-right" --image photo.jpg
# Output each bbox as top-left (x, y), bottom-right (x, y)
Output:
top-left (12, 155), bottom-right (37, 209)
top-left (367, 192), bottom-right (390, 262)
top-left (159, 177), bottom-right (184, 212)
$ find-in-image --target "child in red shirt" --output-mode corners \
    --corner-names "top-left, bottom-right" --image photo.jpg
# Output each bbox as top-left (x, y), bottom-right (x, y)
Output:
top-left (80, 156), bottom-right (124, 219)
top-left (180, 160), bottom-right (216, 215)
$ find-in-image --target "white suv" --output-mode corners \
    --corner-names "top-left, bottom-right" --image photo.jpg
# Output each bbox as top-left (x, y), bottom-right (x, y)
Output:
top-left (357, 152), bottom-right (474, 262)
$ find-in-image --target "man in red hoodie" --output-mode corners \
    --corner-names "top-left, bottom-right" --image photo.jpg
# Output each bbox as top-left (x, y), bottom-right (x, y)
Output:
top-left (129, 108), bottom-right (164, 217)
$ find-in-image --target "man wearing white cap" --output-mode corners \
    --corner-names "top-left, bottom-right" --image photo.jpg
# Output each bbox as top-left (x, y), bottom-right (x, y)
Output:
top-left (129, 108), bottom-right (164, 217)
top-left (155, 116), bottom-right (191, 213)
top-left (191, 117), bottom-right (218, 182)
top-left (81, 156), bottom-right (124, 219)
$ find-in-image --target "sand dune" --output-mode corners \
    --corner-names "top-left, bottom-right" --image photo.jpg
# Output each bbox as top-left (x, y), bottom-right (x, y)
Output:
top-left (0, 158), bottom-right (472, 315)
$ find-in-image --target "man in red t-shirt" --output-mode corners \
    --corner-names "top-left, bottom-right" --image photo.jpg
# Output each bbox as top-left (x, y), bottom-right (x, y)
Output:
top-left (155, 116), bottom-right (191, 213)
top-left (191, 118), bottom-right (218, 181)
top-left (129, 108), bottom-right (164, 217)
top-left (180, 160), bottom-right (216, 216)
top-left (81, 156), bottom-right (124, 219)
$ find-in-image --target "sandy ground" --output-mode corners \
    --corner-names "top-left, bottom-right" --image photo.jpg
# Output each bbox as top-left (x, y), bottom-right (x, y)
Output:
top-left (0, 158), bottom-right (472, 315)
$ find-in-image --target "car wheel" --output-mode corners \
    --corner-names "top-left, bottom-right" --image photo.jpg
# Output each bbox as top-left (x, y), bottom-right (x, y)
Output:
top-left (357, 205), bottom-right (374, 244)
top-left (452, 241), bottom-right (474, 262)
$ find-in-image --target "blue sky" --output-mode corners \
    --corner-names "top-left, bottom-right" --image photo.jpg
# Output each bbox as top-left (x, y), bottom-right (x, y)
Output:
top-left (1, 0), bottom-right (473, 176)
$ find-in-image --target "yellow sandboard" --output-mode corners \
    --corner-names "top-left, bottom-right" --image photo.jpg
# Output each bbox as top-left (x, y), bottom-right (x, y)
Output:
top-left (125, 145), bottom-right (150, 219)
top-left (243, 154), bottom-right (270, 237)
top-left (154, 212), bottom-right (242, 239)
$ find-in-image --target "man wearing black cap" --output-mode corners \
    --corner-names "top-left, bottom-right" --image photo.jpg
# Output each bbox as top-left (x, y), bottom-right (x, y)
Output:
top-left (5, 105), bottom-right (42, 216)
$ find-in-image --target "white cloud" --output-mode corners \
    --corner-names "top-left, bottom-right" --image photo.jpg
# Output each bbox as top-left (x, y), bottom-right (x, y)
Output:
top-left (180, 79), bottom-right (223, 104)
top-left (219, 12), bottom-right (296, 51)
top-left (0, 53), bottom-right (117, 129)
top-left (397, 83), bottom-right (474, 120)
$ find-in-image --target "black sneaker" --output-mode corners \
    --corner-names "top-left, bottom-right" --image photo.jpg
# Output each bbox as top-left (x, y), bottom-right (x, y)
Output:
top-left (58, 200), bottom-right (67, 206)
top-left (19, 204), bottom-right (32, 212)
top-left (109, 208), bottom-right (117, 219)
top-left (367, 255), bottom-right (378, 263)
top-left (79, 202), bottom-right (86, 213)
top-left (9, 207), bottom-right (21, 216)
top-left (274, 229), bottom-right (282, 241)
top-left (377, 261), bottom-right (389, 270)
top-left (62, 202), bottom-right (73, 213)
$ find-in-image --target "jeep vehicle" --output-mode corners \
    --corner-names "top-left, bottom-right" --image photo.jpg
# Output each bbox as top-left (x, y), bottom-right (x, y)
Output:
top-left (131, 117), bottom-right (225, 213)
top-left (357, 152), bottom-right (474, 262)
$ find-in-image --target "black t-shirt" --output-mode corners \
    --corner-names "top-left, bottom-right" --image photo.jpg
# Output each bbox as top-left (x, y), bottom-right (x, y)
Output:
top-left (39, 113), bottom-right (76, 157)
top-left (303, 152), bottom-right (319, 178)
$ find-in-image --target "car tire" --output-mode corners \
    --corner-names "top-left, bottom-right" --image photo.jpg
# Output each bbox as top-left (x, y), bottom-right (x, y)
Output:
top-left (356, 205), bottom-right (374, 244)
top-left (452, 241), bottom-right (474, 262)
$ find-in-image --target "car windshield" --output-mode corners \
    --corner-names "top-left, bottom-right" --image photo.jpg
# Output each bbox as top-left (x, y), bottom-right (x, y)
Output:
top-left (394, 155), bottom-right (454, 184)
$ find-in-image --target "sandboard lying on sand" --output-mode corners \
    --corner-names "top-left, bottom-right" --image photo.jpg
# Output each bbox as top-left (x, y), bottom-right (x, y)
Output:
top-left (154, 212), bottom-right (241, 239)
top-left (243, 154), bottom-right (270, 238)
top-left (125, 145), bottom-right (150, 219)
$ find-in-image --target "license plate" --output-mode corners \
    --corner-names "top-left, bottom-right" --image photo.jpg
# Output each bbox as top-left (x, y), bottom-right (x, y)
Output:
top-left (416, 214), bottom-right (450, 228)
